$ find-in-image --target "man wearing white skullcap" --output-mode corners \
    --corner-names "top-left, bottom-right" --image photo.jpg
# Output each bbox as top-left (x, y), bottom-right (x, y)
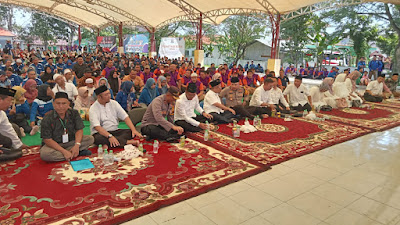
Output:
top-left (52, 73), bottom-right (78, 103)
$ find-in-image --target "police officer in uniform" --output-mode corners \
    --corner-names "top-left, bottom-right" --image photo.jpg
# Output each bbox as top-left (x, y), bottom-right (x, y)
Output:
top-left (219, 77), bottom-right (255, 119)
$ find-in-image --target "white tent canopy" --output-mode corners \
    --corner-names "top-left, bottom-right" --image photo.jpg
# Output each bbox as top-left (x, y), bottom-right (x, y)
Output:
top-left (2, 0), bottom-right (400, 30)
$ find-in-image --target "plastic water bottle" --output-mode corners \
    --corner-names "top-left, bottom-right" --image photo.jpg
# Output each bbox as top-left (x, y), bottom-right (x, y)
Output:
top-left (257, 115), bottom-right (262, 127)
top-left (103, 149), bottom-right (108, 165)
top-left (138, 143), bottom-right (143, 152)
top-left (204, 129), bottom-right (209, 141)
top-left (97, 144), bottom-right (103, 158)
top-left (153, 140), bottom-right (159, 153)
top-left (303, 109), bottom-right (308, 117)
top-left (253, 116), bottom-right (258, 126)
top-left (205, 121), bottom-right (210, 130)
top-left (108, 150), bottom-right (114, 164)
top-left (180, 136), bottom-right (185, 147)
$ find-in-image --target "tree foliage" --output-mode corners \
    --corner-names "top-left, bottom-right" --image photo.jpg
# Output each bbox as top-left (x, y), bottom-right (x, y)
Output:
top-left (281, 14), bottom-right (313, 67)
top-left (27, 13), bottom-right (71, 48)
top-left (216, 15), bottom-right (268, 64)
top-left (322, 7), bottom-right (378, 62)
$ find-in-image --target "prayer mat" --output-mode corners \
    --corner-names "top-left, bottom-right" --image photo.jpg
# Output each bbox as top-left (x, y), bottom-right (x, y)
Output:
top-left (318, 106), bottom-right (400, 131)
top-left (372, 98), bottom-right (400, 109)
top-left (187, 117), bottom-right (371, 166)
top-left (0, 140), bottom-right (266, 225)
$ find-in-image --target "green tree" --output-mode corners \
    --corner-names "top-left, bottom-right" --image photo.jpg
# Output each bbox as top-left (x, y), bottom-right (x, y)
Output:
top-left (0, 5), bottom-right (14, 32)
top-left (322, 8), bottom-right (378, 63)
top-left (217, 15), bottom-right (268, 64)
top-left (28, 13), bottom-right (71, 49)
top-left (281, 14), bottom-right (313, 68)
top-left (376, 29), bottom-right (398, 56)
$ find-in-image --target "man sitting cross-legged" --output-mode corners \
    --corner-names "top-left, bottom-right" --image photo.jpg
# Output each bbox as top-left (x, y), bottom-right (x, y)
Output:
top-left (220, 77), bottom-right (255, 119)
top-left (204, 79), bottom-right (236, 124)
top-left (40, 92), bottom-right (94, 162)
top-left (89, 85), bottom-right (142, 149)
top-left (174, 83), bottom-right (213, 133)
top-left (283, 76), bottom-right (313, 112)
top-left (141, 86), bottom-right (184, 142)
top-left (249, 77), bottom-right (276, 117)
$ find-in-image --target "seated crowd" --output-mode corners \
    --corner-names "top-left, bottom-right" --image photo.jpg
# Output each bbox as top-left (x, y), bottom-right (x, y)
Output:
top-left (0, 49), bottom-right (398, 163)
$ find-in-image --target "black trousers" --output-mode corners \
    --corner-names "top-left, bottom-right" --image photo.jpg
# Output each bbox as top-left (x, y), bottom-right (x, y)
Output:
top-left (274, 103), bottom-right (291, 114)
top-left (0, 132), bottom-right (13, 149)
top-left (231, 105), bottom-right (256, 119)
top-left (210, 111), bottom-right (235, 124)
top-left (364, 93), bottom-right (383, 103)
top-left (141, 125), bottom-right (181, 141)
top-left (9, 114), bottom-right (32, 133)
top-left (248, 106), bottom-right (272, 116)
top-left (175, 115), bottom-right (208, 133)
top-left (93, 129), bottom-right (133, 146)
top-left (291, 103), bottom-right (312, 112)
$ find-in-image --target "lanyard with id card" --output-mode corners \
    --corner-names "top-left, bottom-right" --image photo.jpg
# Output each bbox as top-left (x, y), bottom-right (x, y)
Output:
top-left (59, 118), bottom-right (69, 143)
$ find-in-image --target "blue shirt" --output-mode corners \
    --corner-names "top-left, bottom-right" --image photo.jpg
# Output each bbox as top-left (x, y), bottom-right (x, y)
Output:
top-left (116, 92), bottom-right (137, 111)
top-left (327, 71), bottom-right (337, 78)
top-left (56, 63), bottom-right (65, 73)
top-left (8, 74), bottom-right (22, 87)
top-left (30, 63), bottom-right (44, 75)
top-left (45, 63), bottom-right (57, 73)
top-left (0, 79), bottom-right (11, 88)
top-left (22, 78), bottom-right (43, 86)
top-left (369, 60), bottom-right (380, 70)
top-left (357, 61), bottom-right (366, 71)
top-left (12, 63), bottom-right (24, 75)
top-left (30, 99), bottom-right (54, 122)
top-left (16, 101), bottom-right (30, 116)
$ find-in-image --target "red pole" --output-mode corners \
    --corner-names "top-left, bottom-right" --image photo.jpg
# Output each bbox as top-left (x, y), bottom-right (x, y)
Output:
top-left (97, 28), bottom-right (100, 38)
top-left (197, 13), bottom-right (203, 50)
top-left (78, 25), bottom-right (81, 46)
top-left (270, 14), bottom-right (281, 59)
top-left (118, 22), bottom-right (123, 47)
top-left (150, 27), bottom-right (156, 54)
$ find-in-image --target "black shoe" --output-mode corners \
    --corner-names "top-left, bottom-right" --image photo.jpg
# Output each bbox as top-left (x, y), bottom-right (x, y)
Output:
top-left (79, 149), bottom-right (92, 156)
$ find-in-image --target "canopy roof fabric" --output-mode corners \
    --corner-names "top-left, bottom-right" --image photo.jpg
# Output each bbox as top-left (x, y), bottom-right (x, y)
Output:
top-left (2, 0), bottom-right (400, 30)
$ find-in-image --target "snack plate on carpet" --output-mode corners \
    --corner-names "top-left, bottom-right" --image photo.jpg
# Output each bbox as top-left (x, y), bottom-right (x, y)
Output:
top-left (187, 117), bottom-right (371, 166)
top-left (0, 139), bottom-right (266, 225)
top-left (318, 106), bottom-right (400, 131)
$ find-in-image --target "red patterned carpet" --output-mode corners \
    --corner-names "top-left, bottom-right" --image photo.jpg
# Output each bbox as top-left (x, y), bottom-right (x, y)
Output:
top-left (373, 99), bottom-right (400, 109)
top-left (187, 117), bottom-right (371, 166)
top-left (319, 106), bottom-right (400, 131)
top-left (0, 140), bottom-right (265, 225)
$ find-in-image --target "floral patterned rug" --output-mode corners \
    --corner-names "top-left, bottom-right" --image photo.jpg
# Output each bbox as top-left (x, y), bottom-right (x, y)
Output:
top-left (187, 117), bottom-right (371, 166)
top-left (372, 98), bottom-right (400, 109)
top-left (318, 106), bottom-right (400, 131)
top-left (0, 139), bottom-right (266, 225)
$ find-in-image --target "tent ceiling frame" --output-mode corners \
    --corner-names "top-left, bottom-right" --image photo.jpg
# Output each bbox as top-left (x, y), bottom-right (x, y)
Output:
top-left (281, 0), bottom-right (366, 21)
top-left (0, 0), bottom-right (378, 31)
top-left (156, 8), bottom-right (270, 29)
top-left (51, 0), bottom-right (119, 25)
top-left (82, 0), bottom-right (153, 29)
top-left (167, 0), bottom-right (217, 25)
top-left (0, 0), bottom-right (95, 29)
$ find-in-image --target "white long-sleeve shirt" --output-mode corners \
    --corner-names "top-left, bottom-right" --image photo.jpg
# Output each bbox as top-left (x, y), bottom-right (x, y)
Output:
top-left (174, 93), bottom-right (204, 127)
top-left (204, 90), bottom-right (224, 114)
top-left (0, 111), bottom-right (22, 149)
top-left (269, 87), bottom-right (289, 107)
top-left (249, 86), bottom-right (272, 107)
top-left (283, 84), bottom-right (310, 106)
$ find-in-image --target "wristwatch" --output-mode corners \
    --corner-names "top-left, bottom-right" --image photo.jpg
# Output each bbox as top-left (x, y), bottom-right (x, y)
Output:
top-left (75, 142), bottom-right (81, 146)
top-left (108, 134), bottom-right (113, 138)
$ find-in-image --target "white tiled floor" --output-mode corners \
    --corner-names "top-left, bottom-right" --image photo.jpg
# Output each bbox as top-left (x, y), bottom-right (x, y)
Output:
top-left (123, 126), bottom-right (400, 225)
